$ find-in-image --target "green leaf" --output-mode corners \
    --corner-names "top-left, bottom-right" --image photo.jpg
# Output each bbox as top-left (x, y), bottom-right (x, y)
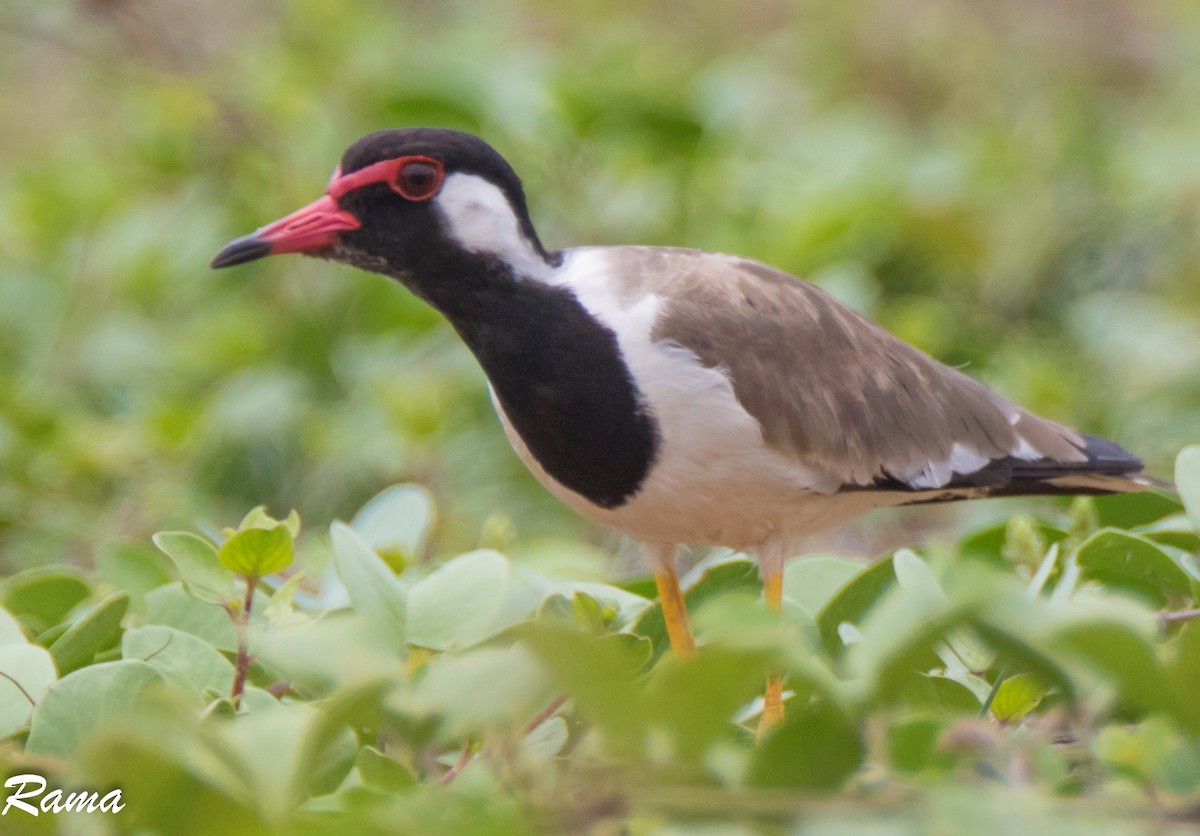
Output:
top-left (122, 625), bottom-right (235, 699)
top-left (218, 525), bottom-right (294, 577)
top-left (898, 673), bottom-right (981, 717)
top-left (990, 673), bottom-right (1049, 723)
top-left (747, 700), bottom-right (863, 789)
top-left (644, 646), bottom-right (774, 761)
top-left (782, 556), bottom-right (863, 618)
top-left (1178, 446), bottom-right (1200, 534)
top-left (49, 592), bottom-right (129, 676)
top-left (357, 745), bottom-right (416, 791)
top-left (969, 616), bottom-right (1078, 706)
top-left (956, 522), bottom-right (1009, 564)
top-left (888, 718), bottom-right (950, 774)
top-left (411, 644), bottom-right (553, 738)
top-left (1, 569), bottom-right (90, 635)
top-left (817, 555), bottom-right (897, 654)
top-left (407, 550), bottom-right (515, 650)
top-left (520, 623), bottom-right (647, 757)
top-left (153, 531), bottom-right (237, 606)
top-left (959, 520), bottom-right (1067, 566)
top-left (352, 484), bottom-right (436, 566)
top-left (144, 583), bottom-right (238, 652)
top-left (0, 606), bottom-right (29, 646)
top-left (633, 556), bottom-right (761, 662)
top-left (545, 580), bottom-right (651, 625)
top-left (1055, 620), bottom-right (1177, 719)
top-left (0, 643), bottom-right (57, 737)
top-left (858, 612), bottom-right (973, 708)
top-left (1136, 513), bottom-right (1200, 553)
top-left (893, 549), bottom-right (947, 605)
top-left (1067, 498), bottom-right (1100, 547)
top-left (329, 522), bottom-right (407, 648)
top-left (74, 729), bottom-right (262, 833)
top-left (848, 567), bottom-right (973, 706)
top-left (265, 572), bottom-right (309, 629)
top-left (522, 716), bottom-right (568, 762)
top-left (1094, 491), bottom-right (1183, 530)
top-left (253, 616), bottom-right (403, 695)
top-left (218, 701), bottom-right (356, 820)
top-left (570, 591), bottom-right (611, 633)
top-left (1093, 719), bottom-right (1181, 786)
top-left (1075, 528), bottom-right (1192, 606)
top-left (26, 660), bottom-right (164, 758)
top-left (512, 538), bottom-right (612, 582)
top-left (1159, 739), bottom-right (1200, 795)
top-left (239, 506), bottom-right (301, 538)
top-left (692, 590), bottom-right (817, 656)
top-left (95, 544), bottom-right (173, 615)
top-left (1168, 622), bottom-right (1200, 730)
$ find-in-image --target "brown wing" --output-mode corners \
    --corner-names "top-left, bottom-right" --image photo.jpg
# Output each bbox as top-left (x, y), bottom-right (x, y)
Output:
top-left (610, 247), bottom-right (1144, 495)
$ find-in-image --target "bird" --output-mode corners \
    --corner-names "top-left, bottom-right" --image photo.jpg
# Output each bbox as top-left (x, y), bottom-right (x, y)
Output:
top-left (212, 127), bottom-right (1153, 734)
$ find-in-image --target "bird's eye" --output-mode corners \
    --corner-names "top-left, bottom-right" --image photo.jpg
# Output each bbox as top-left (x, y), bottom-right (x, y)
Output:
top-left (391, 159), bottom-right (444, 201)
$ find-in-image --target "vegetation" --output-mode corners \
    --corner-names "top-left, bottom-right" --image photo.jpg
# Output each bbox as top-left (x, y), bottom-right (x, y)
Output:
top-left (1, 462), bottom-right (1200, 833)
top-left (1, 0), bottom-right (1199, 832)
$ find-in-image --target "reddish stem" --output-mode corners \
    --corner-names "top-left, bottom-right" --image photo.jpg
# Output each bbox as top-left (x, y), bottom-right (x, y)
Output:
top-left (524, 693), bottom-right (568, 737)
top-left (439, 693), bottom-right (568, 785)
top-left (439, 742), bottom-right (473, 785)
top-left (230, 576), bottom-right (259, 709)
top-left (1163, 608), bottom-right (1200, 625)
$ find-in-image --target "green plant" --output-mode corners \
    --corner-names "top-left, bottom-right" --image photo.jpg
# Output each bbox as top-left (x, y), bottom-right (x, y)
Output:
top-left (0, 450), bottom-right (1197, 833)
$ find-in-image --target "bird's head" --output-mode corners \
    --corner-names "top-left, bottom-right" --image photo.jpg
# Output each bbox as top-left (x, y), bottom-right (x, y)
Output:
top-left (211, 128), bottom-right (551, 281)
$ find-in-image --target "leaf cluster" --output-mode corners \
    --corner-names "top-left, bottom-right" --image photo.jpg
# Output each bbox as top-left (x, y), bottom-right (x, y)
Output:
top-left (0, 454), bottom-right (1198, 832)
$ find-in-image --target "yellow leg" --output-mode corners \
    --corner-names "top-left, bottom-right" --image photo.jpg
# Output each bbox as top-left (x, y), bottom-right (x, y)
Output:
top-left (758, 562), bottom-right (785, 739)
top-left (650, 544), bottom-right (696, 659)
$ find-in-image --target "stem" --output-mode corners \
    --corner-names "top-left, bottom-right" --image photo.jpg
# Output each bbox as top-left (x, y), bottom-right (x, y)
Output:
top-left (441, 693), bottom-right (568, 786)
top-left (230, 576), bottom-right (259, 709)
top-left (1162, 608), bottom-right (1200, 625)
top-left (523, 693), bottom-right (568, 737)
top-left (979, 664), bottom-right (1009, 720)
top-left (438, 741), bottom-right (473, 785)
top-left (0, 670), bottom-right (35, 707)
top-left (1049, 552), bottom-right (1080, 607)
top-left (1026, 543), bottom-right (1059, 599)
top-left (141, 633), bottom-right (174, 662)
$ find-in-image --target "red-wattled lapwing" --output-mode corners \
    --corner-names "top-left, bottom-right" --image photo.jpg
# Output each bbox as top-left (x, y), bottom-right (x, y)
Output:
top-left (212, 128), bottom-right (1153, 733)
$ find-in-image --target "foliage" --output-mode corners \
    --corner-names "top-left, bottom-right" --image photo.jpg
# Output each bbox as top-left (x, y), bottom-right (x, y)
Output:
top-left (2, 0), bottom-right (1200, 831)
top-left (0, 450), bottom-right (1196, 832)
top-left (1, 0), bottom-right (1199, 571)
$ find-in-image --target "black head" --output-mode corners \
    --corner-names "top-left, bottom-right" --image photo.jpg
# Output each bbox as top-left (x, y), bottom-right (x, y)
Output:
top-left (211, 128), bottom-right (551, 280)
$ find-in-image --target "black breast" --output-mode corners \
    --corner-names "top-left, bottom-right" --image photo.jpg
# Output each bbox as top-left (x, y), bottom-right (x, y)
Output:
top-left (443, 274), bottom-right (661, 509)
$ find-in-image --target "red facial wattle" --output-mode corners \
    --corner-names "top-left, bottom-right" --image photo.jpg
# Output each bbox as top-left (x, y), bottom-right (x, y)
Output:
top-left (211, 155), bottom-right (446, 269)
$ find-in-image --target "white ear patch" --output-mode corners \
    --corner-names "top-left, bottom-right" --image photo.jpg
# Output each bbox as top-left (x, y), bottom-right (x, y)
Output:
top-left (435, 173), bottom-right (550, 280)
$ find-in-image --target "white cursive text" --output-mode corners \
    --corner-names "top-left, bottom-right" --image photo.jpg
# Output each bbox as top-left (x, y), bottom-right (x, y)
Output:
top-left (3, 774), bottom-right (124, 816)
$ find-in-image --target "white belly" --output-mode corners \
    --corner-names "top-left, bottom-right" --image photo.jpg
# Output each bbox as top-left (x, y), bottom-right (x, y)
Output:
top-left (494, 394), bottom-right (879, 548)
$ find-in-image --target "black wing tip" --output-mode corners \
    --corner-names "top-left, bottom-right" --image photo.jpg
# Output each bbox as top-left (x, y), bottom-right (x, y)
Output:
top-left (1078, 432), bottom-right (1143, 475)
top-left (1077, 434), bottom-right (1177, 491)
top-left (849, 433), bottom-right (1155, 502)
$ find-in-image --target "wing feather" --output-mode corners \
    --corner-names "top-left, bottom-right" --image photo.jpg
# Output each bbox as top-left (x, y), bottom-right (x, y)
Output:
top-left (604, 247), bottom-right (1145, 497)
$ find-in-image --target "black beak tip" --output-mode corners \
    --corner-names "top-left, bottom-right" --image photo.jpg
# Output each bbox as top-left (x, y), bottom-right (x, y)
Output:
top-left (211, 235), bottom-right (273, 269)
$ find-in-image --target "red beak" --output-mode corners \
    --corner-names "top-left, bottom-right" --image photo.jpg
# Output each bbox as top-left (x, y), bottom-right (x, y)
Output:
top-left (211, 194), bottom-right (361, 269)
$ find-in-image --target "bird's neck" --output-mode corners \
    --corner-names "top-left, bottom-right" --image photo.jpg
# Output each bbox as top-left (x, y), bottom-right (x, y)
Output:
top-left (375, 247), bottom-right (661, 509)
top-left (392, 247), bottom-right (560, 335)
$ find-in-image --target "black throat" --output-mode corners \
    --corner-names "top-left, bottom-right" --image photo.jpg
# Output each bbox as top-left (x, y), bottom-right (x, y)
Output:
top-left (337, 244), bottom-right (661, 509)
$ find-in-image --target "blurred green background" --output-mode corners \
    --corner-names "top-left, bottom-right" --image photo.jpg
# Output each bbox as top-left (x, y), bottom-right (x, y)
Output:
top-left (1, 0), bottom-right (1198, 573)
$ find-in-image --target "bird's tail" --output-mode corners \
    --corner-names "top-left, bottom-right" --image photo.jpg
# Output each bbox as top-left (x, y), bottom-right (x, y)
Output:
top-left (898, 433), bottom-right (1168, 505)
